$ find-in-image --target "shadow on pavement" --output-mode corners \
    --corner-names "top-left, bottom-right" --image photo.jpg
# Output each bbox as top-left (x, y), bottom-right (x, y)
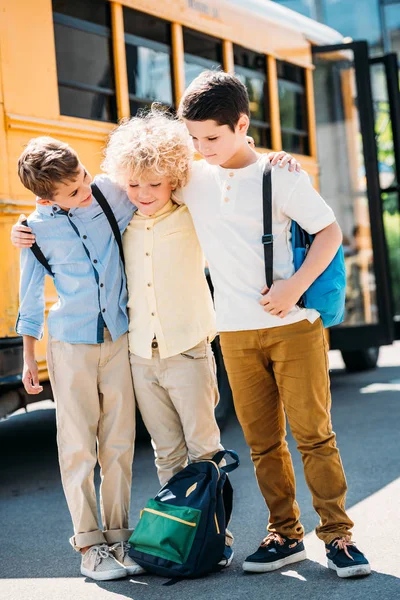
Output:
top-left (0, 362), bottom-right (399, 600)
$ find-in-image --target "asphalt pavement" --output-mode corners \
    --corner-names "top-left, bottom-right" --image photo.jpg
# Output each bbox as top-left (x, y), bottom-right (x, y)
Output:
top-left (0, 345), bottom-right (399, 600)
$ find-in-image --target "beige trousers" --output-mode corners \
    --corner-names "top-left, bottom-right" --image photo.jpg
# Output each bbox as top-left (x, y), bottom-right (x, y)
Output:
top-left (129, 339), bottom-right (223, 486)
top-left (47, 330), bottom-right (136, 551)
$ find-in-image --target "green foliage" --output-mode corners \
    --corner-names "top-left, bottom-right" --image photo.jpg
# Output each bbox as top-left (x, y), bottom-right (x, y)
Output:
top-left (383, 211), bottom-right (400, 315)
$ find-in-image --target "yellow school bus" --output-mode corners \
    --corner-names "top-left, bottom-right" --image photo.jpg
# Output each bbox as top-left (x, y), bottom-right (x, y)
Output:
top-left (0, 0), bottom-right (397, 418)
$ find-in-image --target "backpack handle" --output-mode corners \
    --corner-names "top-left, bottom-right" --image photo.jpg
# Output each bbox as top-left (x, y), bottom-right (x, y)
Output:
top-left (211, 449), bottom-right (240, 473)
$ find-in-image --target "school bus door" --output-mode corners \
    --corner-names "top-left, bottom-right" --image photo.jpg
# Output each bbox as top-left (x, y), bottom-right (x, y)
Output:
top-left (312, 41), bottom-right (396, 370)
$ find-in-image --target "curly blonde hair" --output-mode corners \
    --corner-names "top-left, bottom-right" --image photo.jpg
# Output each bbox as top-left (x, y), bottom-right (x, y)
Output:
top-left (102, 108), bottom-right (193, 189)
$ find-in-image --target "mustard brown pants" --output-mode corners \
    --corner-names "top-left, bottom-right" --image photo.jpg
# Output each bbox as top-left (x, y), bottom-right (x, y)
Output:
top-left (220, 318), bottom-right (353, 544)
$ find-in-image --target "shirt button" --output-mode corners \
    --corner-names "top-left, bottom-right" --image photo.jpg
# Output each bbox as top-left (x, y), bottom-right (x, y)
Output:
top-left (69, 213), bottom-right (73, 217)
top-left (151, 340), bottom-right (158, 349)
top-left (93, 259), bottom-right (98, 264)
top-left (151, 312), bottom-right (155, 316)
top-left (224, 197), bottom-right (229, 203)
top-left (145, 252), bottom-right (150, 256)
top-left (147, 283), bottom-right (152, 287)
top-left (226, 185), bottom-right (231, 190)
top-left (100, 283), bottom-right (104, 288)
top-left (83, 235), bottom-right (87, 240)
top-left (229, 172), bottom-right (234, 178)
top-left (102, 308), bottom-right (106, 313)
top-left (146, 226), bottom-right (151, 231)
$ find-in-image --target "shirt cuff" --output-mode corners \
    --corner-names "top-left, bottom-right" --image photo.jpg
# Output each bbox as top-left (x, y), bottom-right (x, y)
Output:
top-left (16, 316), bottom-right (44, 341)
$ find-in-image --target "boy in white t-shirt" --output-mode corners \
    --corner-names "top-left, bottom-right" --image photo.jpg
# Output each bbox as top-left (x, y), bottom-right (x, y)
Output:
top-left (177, 70), bottom-right (371, 579)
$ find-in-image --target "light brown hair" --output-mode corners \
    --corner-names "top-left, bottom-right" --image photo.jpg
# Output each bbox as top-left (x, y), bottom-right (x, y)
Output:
top-left (17, 137), bottom-right (80, 199)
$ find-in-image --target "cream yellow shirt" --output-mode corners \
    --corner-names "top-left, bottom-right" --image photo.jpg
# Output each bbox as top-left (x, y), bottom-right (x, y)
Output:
top-left (123, 200), bottom-right (216, 359)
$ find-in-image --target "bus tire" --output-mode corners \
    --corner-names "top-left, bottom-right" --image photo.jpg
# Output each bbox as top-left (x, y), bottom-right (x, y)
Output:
top-left (212, 336), bottom-right (234, 429)
top-left (341, 347), bottom-right (380, 372)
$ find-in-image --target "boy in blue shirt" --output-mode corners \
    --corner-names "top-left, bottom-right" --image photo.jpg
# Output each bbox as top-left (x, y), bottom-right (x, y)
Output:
top-left (16, 137), bottom-right (142, 581)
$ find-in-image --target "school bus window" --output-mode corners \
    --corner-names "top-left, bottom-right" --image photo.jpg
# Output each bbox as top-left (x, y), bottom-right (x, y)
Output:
top-left (52, 0), bottom-right (117, 123)
top-left (183, 28), bottom-right (222, 87)
top-left (123, 8), bottom-right (173, 116)
top-left (277, 61), bottom-right (309, 155)
top-left (234, 45), bottom-right (271, 149)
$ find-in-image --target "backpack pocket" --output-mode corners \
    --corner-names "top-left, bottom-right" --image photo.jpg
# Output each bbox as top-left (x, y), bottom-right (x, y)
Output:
top-left (129, 498), bottom-right (202, 564)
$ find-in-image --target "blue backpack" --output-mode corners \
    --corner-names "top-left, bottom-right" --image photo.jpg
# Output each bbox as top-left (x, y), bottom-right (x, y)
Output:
top-left (262, 162), bottom-right (346, 328)
top-left (128, 449), bottom-right (239, 578)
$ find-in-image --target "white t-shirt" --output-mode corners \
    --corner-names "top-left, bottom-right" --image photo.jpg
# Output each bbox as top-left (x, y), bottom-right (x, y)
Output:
top-left (179, 156), bottom-right (336, 332)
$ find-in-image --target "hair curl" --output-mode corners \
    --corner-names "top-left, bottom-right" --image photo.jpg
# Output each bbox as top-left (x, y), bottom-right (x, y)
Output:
top-left (102, 108), bottom-right (193, 189)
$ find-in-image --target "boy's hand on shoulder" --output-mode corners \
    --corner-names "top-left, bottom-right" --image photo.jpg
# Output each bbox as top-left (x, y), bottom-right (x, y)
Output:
top-left (259, 279), bottom-right (302, 318)
top-left (267, 151), bottom-right (301, 173)
top-left (11, 214), bottom-right (36, 248)
top-left (22, 358), bottom-right (43, 395)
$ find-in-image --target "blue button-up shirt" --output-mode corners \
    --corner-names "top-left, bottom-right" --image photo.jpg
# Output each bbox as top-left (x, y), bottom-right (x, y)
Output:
top-left (16, 175), bottom-right (135, 344)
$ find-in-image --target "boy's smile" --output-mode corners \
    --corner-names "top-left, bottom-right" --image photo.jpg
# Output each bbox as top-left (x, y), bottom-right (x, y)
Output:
top-left (126, 175), bottom-right (174, 216)
top-left (39, 164), bottom-right (93, 211)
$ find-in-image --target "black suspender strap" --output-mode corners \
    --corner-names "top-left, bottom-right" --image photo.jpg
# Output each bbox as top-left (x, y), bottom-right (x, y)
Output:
top-left (22, 220), bottom-right (54, 276)
top-left (91, 182), bottom-right (125, 267)
top-left (262, 161), bottom-right (273, 289)
top-left (25, 184), bottom-right (124, 275)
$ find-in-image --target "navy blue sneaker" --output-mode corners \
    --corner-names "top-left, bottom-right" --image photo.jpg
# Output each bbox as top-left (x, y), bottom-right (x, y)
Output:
top-left (326, 537), bottom-right (371, 578)
top-left (218, 545), bottom-right (234, 568)
top-left (243, 533), bottom-right (306, 573)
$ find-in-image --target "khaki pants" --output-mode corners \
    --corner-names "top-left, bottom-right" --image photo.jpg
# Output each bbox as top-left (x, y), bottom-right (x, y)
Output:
top-left (47, 330), bottom-right (136, 551)
top-left (220, 318), bottom-right (354, 544)
top-left (129, 339), bottom-right (223, 486)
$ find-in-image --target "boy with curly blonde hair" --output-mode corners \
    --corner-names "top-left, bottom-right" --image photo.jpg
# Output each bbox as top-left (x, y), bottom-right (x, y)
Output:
top-left (103, 110), bottom-right (224, 488)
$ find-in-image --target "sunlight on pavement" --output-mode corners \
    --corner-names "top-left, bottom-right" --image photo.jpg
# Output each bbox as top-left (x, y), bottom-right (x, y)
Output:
top-left (360, 381), bottom-right (400, 394)
top-left (303, 477), bottom-right (400, 577)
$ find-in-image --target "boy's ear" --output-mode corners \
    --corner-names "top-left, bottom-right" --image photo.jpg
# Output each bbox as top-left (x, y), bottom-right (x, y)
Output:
top-left (36, 198), bottom-right (54, 206)
top-left (237, 114), bottom-right (250, 136)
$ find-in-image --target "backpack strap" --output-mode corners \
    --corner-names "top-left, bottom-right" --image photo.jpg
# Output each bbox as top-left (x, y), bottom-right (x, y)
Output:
top-left (211, 449), bottom-right (240, 473)
top-left (22, 220), bottom-right (54, 276)
top-left (262, 161), bottom-right (273, 289)
top-left (91, 182), bottom-right (125, 267)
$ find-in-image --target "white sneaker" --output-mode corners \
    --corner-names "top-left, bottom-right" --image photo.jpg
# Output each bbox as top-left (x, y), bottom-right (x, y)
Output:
top-left (81, 544), bottom-right (127, 581)
top-left (109, 541), bottom-right (146, 576)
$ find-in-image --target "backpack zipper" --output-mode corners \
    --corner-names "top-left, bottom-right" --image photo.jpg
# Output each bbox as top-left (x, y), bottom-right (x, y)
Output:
top-left (214, 513), bottom-right (220, 534)
top-left (141, 507), bottom-right (197, 527)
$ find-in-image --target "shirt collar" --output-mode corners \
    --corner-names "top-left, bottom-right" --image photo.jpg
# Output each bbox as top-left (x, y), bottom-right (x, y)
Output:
top-left (215, 154), bottom-right (265, 179)
top-left (35, 200), bottom-right (81, 217)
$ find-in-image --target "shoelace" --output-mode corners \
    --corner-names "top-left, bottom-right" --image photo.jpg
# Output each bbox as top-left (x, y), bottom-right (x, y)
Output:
top-left (86, 544), bottom-right (110, 568)
top-left (260, 533), bottom-right (285, 548)
top-left (332, 536), bottom-right (355, 561)
top-left (110, 541), bottom-right (130, 558)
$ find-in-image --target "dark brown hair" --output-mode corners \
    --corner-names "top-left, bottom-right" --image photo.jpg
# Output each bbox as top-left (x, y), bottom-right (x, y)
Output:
top-left (178, 70), bottom-right (250, 131)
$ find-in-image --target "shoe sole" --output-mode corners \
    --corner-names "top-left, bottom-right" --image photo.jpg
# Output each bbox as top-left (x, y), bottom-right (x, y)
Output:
top-left (218, 551), bottom-right (234, 568)
top-left (81, 566), bottom-right (127, 581)
top-left (243, 549), bottom-right (307, 573)
top-left (327, 559), bottom-right (371, 578)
